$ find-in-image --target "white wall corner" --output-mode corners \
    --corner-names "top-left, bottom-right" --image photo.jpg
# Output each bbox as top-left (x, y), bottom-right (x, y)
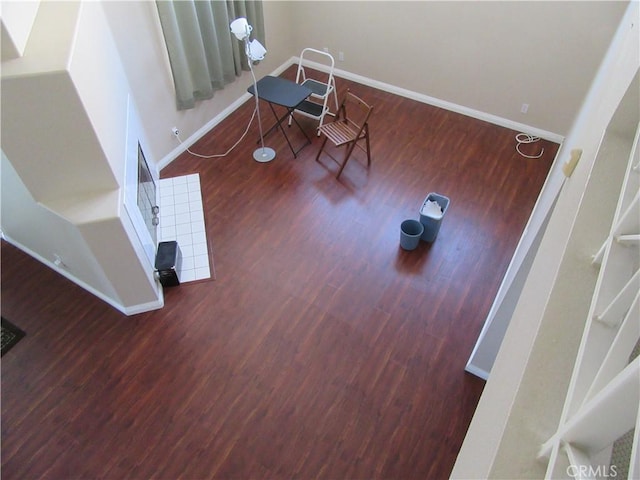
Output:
top-left (451, 2), bottom-right (640, 478)
top-left (159, 54), bottom-right (563, 171)
top-left (0, 0), bottom-right (41, 61)
top-left (157, 57), bottom-right (298, 170)
top-left (2, 233), bottom-right (163, 316)
top-left (340, 67), bottom-right (565, 144)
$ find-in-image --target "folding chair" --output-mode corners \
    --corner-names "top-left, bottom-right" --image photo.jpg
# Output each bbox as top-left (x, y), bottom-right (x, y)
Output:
top-left (315, 89), bottom-right (373, 179)
top-left (288, 48), bottom-right (339, 136)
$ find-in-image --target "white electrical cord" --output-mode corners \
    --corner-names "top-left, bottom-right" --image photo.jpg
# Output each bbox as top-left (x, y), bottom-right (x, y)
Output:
top-left (515, 133), bottom-right (544, 159)
top-left (174, 105), bottom-right (258, 159)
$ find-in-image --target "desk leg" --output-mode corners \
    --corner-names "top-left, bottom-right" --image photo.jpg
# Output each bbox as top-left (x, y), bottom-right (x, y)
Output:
top-left (259, 103), bottom-right (312, 158)
top-left (271, 103), bottom-right (298, 157)
top-left (288, 111), bottom-right (313, 147)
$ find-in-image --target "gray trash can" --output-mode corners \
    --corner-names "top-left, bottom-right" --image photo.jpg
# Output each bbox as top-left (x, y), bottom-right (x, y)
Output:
top-left (400, 219), bottom-right (424, 250)
top-left (419, 193), bottom-right (450, 242)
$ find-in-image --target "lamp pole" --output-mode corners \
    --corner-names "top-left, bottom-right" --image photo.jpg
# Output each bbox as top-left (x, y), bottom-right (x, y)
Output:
top-left (231, 18), bottom-right (275, 163)
top-left (246, 39), bottom-right (275, 162)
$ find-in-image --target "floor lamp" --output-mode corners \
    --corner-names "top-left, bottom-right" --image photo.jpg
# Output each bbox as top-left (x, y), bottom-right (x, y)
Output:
top-left (230, 17), bottom-right (276, 163)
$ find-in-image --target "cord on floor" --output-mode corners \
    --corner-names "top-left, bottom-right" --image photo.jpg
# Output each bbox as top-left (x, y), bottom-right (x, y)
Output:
top-left (174, 106), bottom-right (258, 159)
top-left (515, 133), bottom-right (544, 159)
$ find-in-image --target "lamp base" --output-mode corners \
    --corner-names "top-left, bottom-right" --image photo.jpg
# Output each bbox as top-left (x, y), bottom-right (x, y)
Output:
top-left (253, 147), bottom-right (276, 163)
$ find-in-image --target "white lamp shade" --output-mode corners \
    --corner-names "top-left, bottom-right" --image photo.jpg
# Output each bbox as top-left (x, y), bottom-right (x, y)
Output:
top-left (230, 17), bottom-right (251, 40)
top-left (247, 39), bottom-right (267, 61)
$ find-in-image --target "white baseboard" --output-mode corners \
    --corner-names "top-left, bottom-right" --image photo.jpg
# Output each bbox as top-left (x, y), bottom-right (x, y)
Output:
top-left (157, 94), bottom-right (251, 171)
top-left (299, 57), bottom-right (564, 144)
top-left (158, 55), bottom-right (564, 170)
top-left (157, 58), bottom-right (297, 170)
top-left (1, 234), bottom-right (164, 316)
top-left (122, 298), bottom-right (164, 316)
top-left (464, 363), bottom-right (490, 381)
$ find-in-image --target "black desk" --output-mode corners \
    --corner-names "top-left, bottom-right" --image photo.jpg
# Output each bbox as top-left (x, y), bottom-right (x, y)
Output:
top-left (248, 76), bottom-right (313, 158)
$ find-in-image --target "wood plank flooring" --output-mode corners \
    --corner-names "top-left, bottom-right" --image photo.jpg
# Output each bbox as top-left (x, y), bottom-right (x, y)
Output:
top-left (1, 66), bottom-right (558, 479)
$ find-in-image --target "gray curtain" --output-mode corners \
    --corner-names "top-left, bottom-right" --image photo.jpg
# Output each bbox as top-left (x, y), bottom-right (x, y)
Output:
top-left (156, 0), bottom-right (266, 110)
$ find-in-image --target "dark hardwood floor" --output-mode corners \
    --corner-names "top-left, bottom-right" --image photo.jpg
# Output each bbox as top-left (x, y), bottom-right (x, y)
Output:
top-left (1, 66), bottom-right (558, 479)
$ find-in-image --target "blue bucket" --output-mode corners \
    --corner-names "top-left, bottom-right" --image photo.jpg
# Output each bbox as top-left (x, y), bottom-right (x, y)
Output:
top-left (400, 219), bottom-right (424, 250)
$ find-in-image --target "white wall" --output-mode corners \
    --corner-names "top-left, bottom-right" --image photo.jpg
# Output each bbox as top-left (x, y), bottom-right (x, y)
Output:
top-left (3, 0), bottom-right (624, 180)
top-left (1, 151), bottom-right (160, 315)
top-left (100, 1), bottom-right (294, 167)
top-left (287, 1), bottom-right (627, 137)
top-left (1, 1), bottom-right (161, 314)
top-left (0, 0), bottom-right (627, 317)
top-left (1, 3), bottom-right (119, 206)
top-left (0, 0), bottom-right (40, 60)
top-left (1, 152), bottom-right (119, 303)
top-left (98, 1), bottom-right (626, 170)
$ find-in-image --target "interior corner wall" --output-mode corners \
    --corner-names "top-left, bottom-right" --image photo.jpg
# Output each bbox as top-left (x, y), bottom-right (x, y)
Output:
top-left (287, 1), bottom-right (627, 137)
top-left (100, 1), bottom-right (295, 169)
top-left (1, 68), bottom-right (120, 205)
top-left (1, 1), bottom-right (162, 315)
top-left (0, 0), bottom-right (40, 60)
top-left (100, 1), bottom-right (626, 171)
top-left (1, 147), bottom-right (161, 315)
top-left (77, 214), bottom-right (162, 313)
top-left (1, 152), bottom-right (120, 304)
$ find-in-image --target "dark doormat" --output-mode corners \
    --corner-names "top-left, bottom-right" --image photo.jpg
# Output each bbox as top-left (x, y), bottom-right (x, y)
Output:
top-left (1, 317), bottom-right (26, 356)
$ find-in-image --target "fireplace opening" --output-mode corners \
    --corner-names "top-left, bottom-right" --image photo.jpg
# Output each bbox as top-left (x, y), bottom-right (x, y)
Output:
top-left (136, 143), bottom-right (158, 247)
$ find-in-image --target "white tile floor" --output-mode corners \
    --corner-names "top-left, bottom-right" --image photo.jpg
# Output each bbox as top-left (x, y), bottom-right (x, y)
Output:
top-left (158, 174), bottom-right (211, 283)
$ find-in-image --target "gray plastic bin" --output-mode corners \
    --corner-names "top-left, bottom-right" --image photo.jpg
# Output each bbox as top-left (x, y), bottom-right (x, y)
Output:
top-left (400, 219), bottom-right (424, 250)
top-left (419, 193), bottom-right (450, 242)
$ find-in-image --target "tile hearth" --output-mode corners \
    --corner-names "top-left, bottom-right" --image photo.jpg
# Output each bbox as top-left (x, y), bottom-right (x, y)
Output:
top-left (157, 174), bottom-right (211, 283)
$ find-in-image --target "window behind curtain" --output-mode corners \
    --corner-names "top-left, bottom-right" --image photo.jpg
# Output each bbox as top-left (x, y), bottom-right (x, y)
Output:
top-left (156, 0), bottom-right (265, 110)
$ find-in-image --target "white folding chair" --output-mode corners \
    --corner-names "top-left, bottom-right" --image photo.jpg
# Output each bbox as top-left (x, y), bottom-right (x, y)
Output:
top-left (288, 48), bottom-right (339, 136)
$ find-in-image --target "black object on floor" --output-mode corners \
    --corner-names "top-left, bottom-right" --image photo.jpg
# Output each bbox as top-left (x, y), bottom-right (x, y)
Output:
top-left (156, 241), bottom-right (182, 287)
top-left (1, 317), bottom-right (26, 356)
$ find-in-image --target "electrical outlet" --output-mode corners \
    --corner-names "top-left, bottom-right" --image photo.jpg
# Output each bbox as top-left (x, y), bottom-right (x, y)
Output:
top-left (171, 127), bottom-right (179, 136)
top-left (521, 103), bottom-right (529, 114)
top-left (338, 51), bottom-right (344, 62)
top-left (53, 254), bottom-right (67, 269)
